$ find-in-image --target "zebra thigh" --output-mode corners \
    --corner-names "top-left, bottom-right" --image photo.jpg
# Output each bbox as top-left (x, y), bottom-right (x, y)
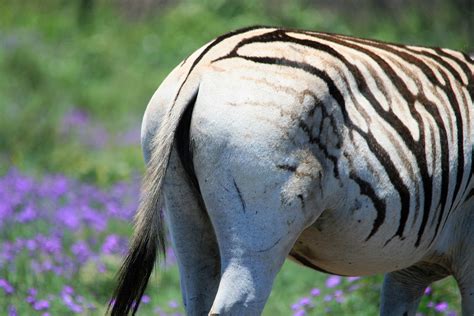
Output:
top-left (163, 148), bottom-right (221, 314)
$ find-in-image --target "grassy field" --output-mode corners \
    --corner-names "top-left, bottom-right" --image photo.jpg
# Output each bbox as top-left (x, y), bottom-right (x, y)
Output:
top-left (0, 0), bottom-right (471, 314)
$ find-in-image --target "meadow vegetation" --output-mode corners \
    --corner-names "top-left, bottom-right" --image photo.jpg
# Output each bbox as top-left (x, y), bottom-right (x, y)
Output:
top-left (0, 0), bottom-right (471, 314)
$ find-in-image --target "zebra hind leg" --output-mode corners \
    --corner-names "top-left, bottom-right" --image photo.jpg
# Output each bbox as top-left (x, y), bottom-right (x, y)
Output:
top-left (163, 149), bottom-right (221, 314)
top-left (201, 175), bottom-right (313, 315)
top-left (454, 268), bottom-right (474, 315)
top-left (380, 262), bottom-right (449, 316)
top-left (451, 220), bottom-right (474, 315)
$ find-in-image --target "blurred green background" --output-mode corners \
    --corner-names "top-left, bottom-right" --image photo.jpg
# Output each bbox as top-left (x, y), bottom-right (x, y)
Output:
top-left (0, 0), bottom-right (472, 315)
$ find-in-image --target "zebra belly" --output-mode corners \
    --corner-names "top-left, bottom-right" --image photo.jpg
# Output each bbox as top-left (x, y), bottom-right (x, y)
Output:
top-left (289, 206), bottom-right (427, 276)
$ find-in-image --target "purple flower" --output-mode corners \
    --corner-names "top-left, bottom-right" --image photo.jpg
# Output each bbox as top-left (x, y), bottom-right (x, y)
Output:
top-left (424, 287), bottom-right (431, 295)
top-left (334, 290), bottom-right (344, 303)
top-left (8, 305), bottom-right (17, 316)
top-left (26, 288), bottom-right (38, 304)
top-left (101, 234), bottom-right (122, 254)
top-left (116, 126), bottom-right (141, 146)
top-left (33, 300), bottom-right (50, 311)
top-left (0, 278), bottom-right (14, 294)
top-left (434, 302), bottom-right (449, 312)
top-left (15, 204), bottom-right (38, 223)
top-left (291, 303), bottom-right (301, 311)
top-left (0, 202), bottom-right (13, 227)
top-left (325, 275), bottom-right (341, 288)
top-left (71, 241), bottom-right (91, 264)
top-left (310, 288), bottom-right (321, 296)
top-left (62, 285), bottom-right (74, 295)
top-left (25, 239), bottom-right (37, 251)
top-left (141, 295), bottom-right (151, 304)
top-left (69, 304), bottom-right (83, 313)
top-left (346, 276), bottom-right (360, 283)
top-left (97, 262), bottom-right (107, 273)
top-left (62, 108), bottom-right (90, 127)
top-left (348, 284), bottom-right (360, 292)
top-left (38, 175), bottom-right (69, 199)
top-left (40, 236), bottom-right (62, 254)
top-left (293, 310), bottom-right (306, 316)
top-left (57, 207), bottom-right (81, 230)
top-left (28, 288), bottom-right (38, 296)
top-left (26, 295), bottom-right (36, 304)
top-left (298, 297), bottom-right (312, 306)
top-left (61, 291), bottom-right (83, 313)
top-left (168, 300), bottom-right (179, 309)
top-left (82, 206), bottom-right (107, 231)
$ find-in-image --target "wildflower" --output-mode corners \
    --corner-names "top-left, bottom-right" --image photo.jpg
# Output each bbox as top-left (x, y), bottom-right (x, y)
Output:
top-left (325, 275), bottom-right (341, 288)
top-left (71, 241), bottom-right (91, 264)
top-left (8, 304), bottom-right (17, 316)
top-left (142, 295), bottom-right (151, 304)
top-left (298, 297), bottom-right (312, 307)
top-left (62, 285), bottom-right (74, 295)
top-left (434, 302), bottom-right (449, 312)
top-left (346, 276), bottom-right (360, 282)
top-left (28, 288), bottom-right (38, 296)
top-left (324, 294), bottom-right (333, 302)
top-left (101, 234), bottom-right (122, 254)
top-left (33, 300), bottom-right (50, 311)
top-left (293, 310), bottom-right (306, 316)
top-left (15, 204), bottom-right (38, 223)
top-left (291, 303), bottom-right (301, 311)
top-left (348, 284), bottom-right (360, 292)
top-left (310, 288), bottom-right (321, 296)
top-left (168, 300), bottom-right (179, 309)
top-left (334, 290), bottom-right (344, 303)
top-left (0, 279), bottom-right (14, 294)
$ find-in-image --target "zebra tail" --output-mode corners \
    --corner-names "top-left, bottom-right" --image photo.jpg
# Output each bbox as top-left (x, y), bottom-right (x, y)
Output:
top-left (109, 82), bottom-right (200, 316)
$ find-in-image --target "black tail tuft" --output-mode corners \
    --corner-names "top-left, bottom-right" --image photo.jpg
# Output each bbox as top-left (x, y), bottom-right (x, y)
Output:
top-left (109, 226), bottom-right (165, 315)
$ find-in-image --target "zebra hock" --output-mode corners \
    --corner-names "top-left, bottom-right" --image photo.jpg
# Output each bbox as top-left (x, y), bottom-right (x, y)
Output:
top-left (110, 26), bottom-right (474, 315)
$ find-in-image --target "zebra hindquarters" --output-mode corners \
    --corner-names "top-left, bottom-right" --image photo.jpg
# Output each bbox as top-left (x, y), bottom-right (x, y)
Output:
top-left (189, 88), bottom-right (329, 315)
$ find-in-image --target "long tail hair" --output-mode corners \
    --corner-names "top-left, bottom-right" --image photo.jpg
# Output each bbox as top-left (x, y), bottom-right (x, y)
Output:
top-left (109, 83), bottom-right (199, 315)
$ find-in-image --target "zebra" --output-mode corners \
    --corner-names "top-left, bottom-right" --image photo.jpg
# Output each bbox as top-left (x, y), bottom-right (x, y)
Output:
top-left (110, 26), bottom-right (474, 315)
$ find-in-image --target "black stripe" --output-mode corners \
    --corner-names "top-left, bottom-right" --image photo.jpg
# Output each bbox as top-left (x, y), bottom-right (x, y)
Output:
top-left (434, 48), bottom-right (474, 76)
top-left (170, 25), bottom-right (267, 113)
top-left (289, 251), bottom-right (348, 276)
top-left (349, 168), bottom-right (386, 240)
top-left (404, 48), bottom-right (465, 84)
top-left (429, 77), bottom-right (465, 245)
top-left (342, 91), bottom-right (389, 239)
top-left (232, 178), bottom-right (246, 213)
top-left (352, 127), bottom-right (412, 244)
top-left (298, 120), bottom-right (340, 179)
